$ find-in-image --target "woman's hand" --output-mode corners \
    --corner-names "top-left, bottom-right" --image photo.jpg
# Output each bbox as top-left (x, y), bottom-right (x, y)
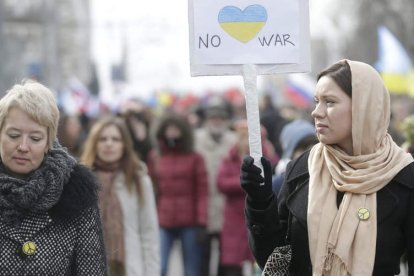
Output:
top-left (240, 156), bottom-right (274, 205)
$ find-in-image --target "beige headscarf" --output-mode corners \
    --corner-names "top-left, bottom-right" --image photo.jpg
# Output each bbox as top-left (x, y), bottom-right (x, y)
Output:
top-left (307, 60), bottom-right (413, 275)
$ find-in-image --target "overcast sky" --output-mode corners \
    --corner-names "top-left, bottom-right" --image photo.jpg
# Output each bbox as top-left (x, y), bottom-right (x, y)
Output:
top-left (90, 0), bottom-right (337, 101)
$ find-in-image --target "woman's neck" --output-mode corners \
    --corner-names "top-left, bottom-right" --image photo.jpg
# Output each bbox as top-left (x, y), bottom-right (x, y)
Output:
top-left (93, 158), bottom-right (121, 172)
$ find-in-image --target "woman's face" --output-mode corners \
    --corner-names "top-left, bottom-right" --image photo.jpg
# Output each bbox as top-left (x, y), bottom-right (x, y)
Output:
top-left (165, 125), bottom-right (182, 139)
top-left (312, 76), bottom-right (353, 155)
top-left (0, 107), bottom-right (48, 175)
top-left (96, 125), bottom-right (124, 164)
top-left (163, 124), bottom-right (183, 148)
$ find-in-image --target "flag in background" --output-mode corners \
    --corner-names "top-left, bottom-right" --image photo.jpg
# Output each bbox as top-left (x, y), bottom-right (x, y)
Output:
top-left (283, 73), bottom-right (316, 108)
top-left (375, 25), bottom-right (414, 97)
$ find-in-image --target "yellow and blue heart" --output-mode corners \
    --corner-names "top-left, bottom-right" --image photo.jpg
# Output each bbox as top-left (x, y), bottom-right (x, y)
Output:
top-left (218, 5), bottom-right (267, 43)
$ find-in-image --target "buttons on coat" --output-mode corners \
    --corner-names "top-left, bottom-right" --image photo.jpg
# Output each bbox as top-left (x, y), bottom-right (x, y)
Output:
top-left (357, 207), bottom-right (370, 221)
top-left (21, 241), bottom-right (37, 256)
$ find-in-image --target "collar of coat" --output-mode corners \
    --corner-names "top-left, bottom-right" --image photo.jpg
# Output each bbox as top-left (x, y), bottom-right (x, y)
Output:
top-left (0, 164), bottom-right (99, 243)
top-left (49, 164), bottom-right (99, 220)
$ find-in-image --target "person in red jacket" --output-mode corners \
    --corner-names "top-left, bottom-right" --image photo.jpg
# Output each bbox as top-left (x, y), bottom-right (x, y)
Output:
top-left (217, 120), bottom-right (278, 276)
top-left (148, 112), bottom-right (208, 276)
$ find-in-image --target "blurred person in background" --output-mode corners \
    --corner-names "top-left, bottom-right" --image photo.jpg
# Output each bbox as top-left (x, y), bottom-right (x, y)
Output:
top-left (0, 81), bottom-right (107, 275)
top-left (259, 94), bottom-right (288, 157)
top-left (217, 120), bottom-right (277, 276)
top-left (272, 119), bottom-right (318, 194)
top-left (188, 104), bottom-right (207, 129)
top-left (148, 112), bottom-right (208, 276)
top-left (122, 110), bottom-right (153, 164)
top-left (400, 114), bottom-right (414, 156)
top-left (57, 112), bottom-right (85, 159)
top-left (119, 98), bottom-right (154, 164)
top-left (81, 116), bottom-right (159, 276)
top-left (195, 96), bottom-right (237, 276)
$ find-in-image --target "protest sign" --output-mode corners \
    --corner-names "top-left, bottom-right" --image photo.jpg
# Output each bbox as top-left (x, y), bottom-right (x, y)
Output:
top-left (189, 0), bottom-right (311, 170)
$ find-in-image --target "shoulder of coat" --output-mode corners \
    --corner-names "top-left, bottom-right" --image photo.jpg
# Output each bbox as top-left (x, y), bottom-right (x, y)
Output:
top-left (285, 150), bottom-right (310, 184)
top-left (392, 161), bottom-right (414, 189)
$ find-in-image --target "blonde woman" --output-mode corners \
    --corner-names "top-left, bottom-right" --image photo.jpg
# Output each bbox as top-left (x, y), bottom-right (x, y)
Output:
top-left (0, 81), bottom-right (107, 275)
top-left (81, 116), bottom-right (159, 276)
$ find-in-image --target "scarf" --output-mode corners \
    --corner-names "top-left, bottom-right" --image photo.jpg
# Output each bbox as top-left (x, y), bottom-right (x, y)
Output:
top-left (94, 159), bottom-right (125, 276)
top-left (307, 60), bottom-right (413, 275)
top-left (0, 141), bottom-right (77, 226)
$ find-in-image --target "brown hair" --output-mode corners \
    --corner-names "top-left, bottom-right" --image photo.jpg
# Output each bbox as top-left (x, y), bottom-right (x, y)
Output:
top-left (81, 116), bottom-right (143, 199)
top-left (317, 60), bottom-right (352, 98)
top-left (155, 112), bottom-right (194, 154)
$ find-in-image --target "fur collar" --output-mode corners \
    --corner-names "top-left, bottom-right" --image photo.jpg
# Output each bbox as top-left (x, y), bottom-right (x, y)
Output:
top-left (50, 164), bottom-right (100, 220)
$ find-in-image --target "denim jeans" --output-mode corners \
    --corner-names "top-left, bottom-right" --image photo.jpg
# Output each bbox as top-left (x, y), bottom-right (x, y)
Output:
top-left (160, 226), bottom-right (202, 276)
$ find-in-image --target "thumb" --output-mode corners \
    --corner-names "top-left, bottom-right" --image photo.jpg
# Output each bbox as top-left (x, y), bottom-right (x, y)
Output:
top-left (261, 157), bottom-right (272, 179)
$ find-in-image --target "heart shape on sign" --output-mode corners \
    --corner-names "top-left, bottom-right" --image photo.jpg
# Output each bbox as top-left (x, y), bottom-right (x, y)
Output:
top-left (218, 5), bottom-right (267, 43)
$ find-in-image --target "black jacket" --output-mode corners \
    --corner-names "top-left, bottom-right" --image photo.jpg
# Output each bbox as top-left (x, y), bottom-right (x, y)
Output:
top-left (0, 164), bottom-right (108, 275)
top-left (246, 151), bottom-right (414, 276)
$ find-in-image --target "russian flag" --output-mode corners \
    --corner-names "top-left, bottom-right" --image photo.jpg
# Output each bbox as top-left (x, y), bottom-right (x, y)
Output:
top-left (284, 73), bottom-right (316, 108)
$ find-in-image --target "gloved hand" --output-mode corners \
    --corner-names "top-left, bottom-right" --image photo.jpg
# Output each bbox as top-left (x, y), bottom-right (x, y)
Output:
top-left (240, 156), bottom-right (274, 205)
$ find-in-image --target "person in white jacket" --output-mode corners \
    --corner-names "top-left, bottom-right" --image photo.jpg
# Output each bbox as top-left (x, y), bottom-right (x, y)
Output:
top-left (195, 98), bottom-right (237, 276)
top-left (81, 116), bottom-right (160, 276)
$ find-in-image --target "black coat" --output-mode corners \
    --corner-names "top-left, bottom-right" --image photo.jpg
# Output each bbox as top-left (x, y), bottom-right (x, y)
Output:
top-left (0, 165), bottom-right (108, 275)
top-left (246, 151), bottom-right (414, 276)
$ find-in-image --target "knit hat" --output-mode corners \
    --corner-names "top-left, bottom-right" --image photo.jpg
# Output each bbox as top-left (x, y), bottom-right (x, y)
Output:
top-left (280, 119), bottom-right (315, 159)
top-left (204, 96), bottom-right (230, 119)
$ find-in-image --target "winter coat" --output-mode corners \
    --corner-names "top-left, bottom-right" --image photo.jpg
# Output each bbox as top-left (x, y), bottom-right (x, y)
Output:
top-left (217, 145), bottom-right (254, 266)
top-left (109, 168), bottom-right (160, 276)
top-left (245, 151), bottom-right (414, 276)
top-left (195, 127), bottom-right (237, 233)
top-left (218, 142), bottom-right (277, 266)
top-left (0, 164), bottom-right (108, 275)
top-left (148, 149), bottom-right (208, 228)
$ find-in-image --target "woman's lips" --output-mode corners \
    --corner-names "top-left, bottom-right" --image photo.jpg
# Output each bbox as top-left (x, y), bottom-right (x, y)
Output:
top-left (13, 157), bottom-right (29, 164)
top-left (316, 123), bottom-right (328, 132)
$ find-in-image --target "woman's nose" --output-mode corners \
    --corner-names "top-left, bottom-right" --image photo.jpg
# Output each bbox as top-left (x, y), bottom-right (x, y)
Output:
top-left (17, 142), bottom-right (29, 152)
top-left (104, 138), bottom-right (116, 146)
top-left (311, 104), bottom-right (324, 119)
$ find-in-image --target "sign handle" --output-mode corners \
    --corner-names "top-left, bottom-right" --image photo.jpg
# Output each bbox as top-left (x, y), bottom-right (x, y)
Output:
top-left (243, 64), bottom-right (264, 180)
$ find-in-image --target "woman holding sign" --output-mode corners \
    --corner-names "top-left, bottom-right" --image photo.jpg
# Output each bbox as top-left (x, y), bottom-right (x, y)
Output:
top-left (240, 60), bottom-right (414, 275)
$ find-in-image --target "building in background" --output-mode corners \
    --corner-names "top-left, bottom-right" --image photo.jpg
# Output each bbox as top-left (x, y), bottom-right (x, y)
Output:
top-left (1, 0), bottom-right (413, 107)
top-left (0, 0), bottom-right (91, 95)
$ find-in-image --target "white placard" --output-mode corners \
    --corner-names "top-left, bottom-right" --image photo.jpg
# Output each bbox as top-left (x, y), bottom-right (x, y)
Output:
top-left (189, 0), bottom-right (310, 76)
top-left (188, 0), bottom-right (311, 177)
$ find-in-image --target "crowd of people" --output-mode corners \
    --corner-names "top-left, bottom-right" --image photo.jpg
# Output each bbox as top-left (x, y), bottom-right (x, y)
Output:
top-left (0, 59), bottom-right (413, 275)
